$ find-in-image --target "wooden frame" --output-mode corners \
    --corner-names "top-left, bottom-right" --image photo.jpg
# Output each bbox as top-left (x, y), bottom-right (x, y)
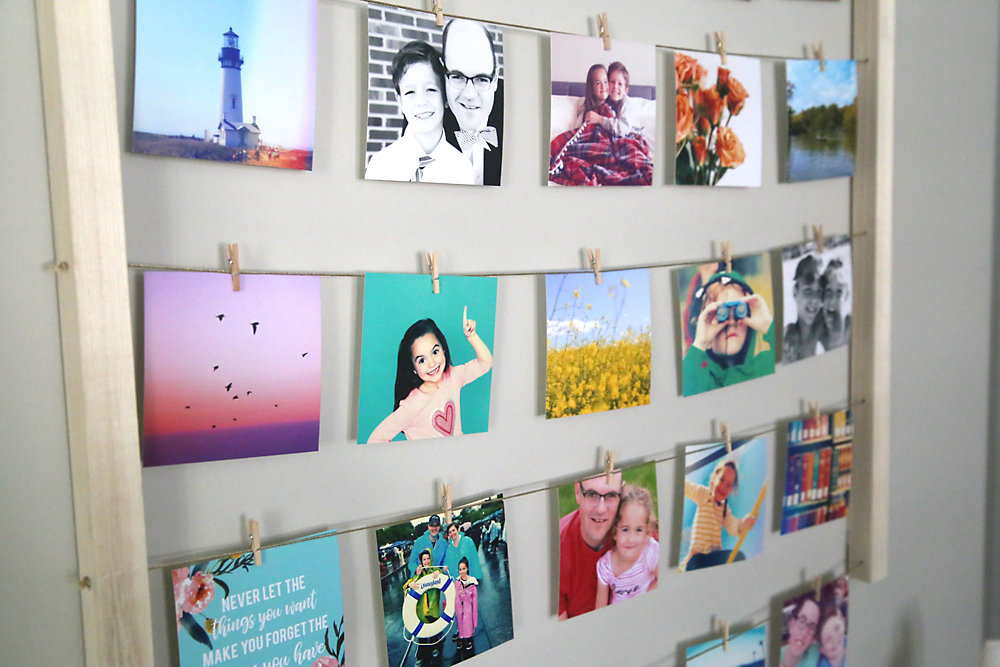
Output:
top-left (34, 0), bottom-right (892, 663)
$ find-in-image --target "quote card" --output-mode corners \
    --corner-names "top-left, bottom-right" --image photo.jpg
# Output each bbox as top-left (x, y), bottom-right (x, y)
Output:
top-left (143, 272), bottom-right (322, 466)
top-left (556, 462), bottom-right (659, 620)
top-left (546, 269), bottom-right (651, 418)
top-left (675, 255), bottom-right (776, 397)
top-left (172, 534), bottom-right (345, 667)
top-left (679, 437), bottom-right (767, 572)
top-left (374, 496), bottom-right (512, 665)
top-left (781, 236), bottom-right (853, 364)
top-left (780, 577), bottom-right (849, 667)
top-left (781, 409), bottom-right (852, 534)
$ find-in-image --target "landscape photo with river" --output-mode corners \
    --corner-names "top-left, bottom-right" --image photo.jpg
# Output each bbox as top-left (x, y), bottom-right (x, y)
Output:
top-left (785, 59), bottom-right (858, 183)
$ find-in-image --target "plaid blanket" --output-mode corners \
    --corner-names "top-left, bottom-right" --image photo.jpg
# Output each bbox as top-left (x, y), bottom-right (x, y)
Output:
top-left (548, 120), bottom-right (653, 186)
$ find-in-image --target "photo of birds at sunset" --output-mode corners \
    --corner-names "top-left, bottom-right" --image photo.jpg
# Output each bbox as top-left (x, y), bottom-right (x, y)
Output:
top-left (142, 272), bottom-right (321, 466)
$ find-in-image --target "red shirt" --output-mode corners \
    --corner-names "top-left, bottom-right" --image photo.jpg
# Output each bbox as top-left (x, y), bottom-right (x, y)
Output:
top-left (558, 509), bottom-right (609, 619)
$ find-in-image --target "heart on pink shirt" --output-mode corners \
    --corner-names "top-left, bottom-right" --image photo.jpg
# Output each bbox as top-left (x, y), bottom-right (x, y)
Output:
top-left (432, 401), bottom-right (456, 436)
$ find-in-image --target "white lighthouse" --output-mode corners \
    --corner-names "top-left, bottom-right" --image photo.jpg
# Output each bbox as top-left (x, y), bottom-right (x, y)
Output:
top-left (215, 28), bottom-right (260, 149)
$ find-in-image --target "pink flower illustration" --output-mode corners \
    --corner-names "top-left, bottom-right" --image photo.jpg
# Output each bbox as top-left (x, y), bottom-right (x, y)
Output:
top-left (179, 571), bottom-right (216, 615)
top-left (172, 567), bottom-right (190, 622)
top-left (312, 657), bottom-right (339, 667)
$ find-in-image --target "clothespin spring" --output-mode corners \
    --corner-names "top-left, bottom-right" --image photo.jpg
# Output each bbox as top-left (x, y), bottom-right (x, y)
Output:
top-left (588, 248), bottom-right (602, 285)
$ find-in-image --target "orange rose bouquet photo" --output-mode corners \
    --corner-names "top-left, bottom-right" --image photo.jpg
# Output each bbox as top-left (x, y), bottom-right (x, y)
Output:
top-left (675, 50), bottom-right (762, 187)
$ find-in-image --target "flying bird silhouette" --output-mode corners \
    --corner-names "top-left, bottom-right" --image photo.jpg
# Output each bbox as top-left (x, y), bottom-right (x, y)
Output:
top-left (233, 418), bottom-right (237, 421)
top-left (302, 352), bottom-right (308, 357)
top-left (225, 383), bottom-right (233, 392)
top-left (213, 366), bottom-right (219, 371)
top-left (212, 425), bottom-right (216, 429)
top-left (246, 391), bottom-right (252, 396)
top-left (274, 404), bottom-right (278, 408)
top-left (216, 314), bottom-right (225, 321)
top-left (251, 322), bottom-right (259, 335)
top-left (232, 395), bottom-right (239, 400)
top-left (185, 406), bottom-right (190, 409)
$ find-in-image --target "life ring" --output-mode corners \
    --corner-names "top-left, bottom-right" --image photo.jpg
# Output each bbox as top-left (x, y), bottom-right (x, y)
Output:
top-left (401, 570), bottom-right (456, 642)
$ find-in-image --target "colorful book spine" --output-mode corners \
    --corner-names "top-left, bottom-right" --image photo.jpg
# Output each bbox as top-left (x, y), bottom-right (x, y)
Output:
top-left (802, 452), bottom-right (813, 501)
top-left (812, 451), bottom-right (821, 500)
top-left (819, 448), bottom-right (832, 499)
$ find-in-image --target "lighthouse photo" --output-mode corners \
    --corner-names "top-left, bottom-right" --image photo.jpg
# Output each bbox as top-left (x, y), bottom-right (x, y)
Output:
top-left (132, 0), bottom-right (317, 170)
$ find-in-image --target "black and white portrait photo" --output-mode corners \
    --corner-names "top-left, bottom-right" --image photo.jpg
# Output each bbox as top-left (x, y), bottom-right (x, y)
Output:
top-left (781, 235), bottom-right (853, 364)
top-left (365, 4), bottom-right (504, 186)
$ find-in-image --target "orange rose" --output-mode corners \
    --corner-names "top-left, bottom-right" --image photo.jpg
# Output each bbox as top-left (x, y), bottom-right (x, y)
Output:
top-left (675, 52), bottom-right (707, 90)
top-left (726, 76), bottom-right (749, 116)
top-left (716, 67), bottom-right (731, 98)
top-left (693, 136), bottom-right (708, 165)
top-left (697, 116), bottom-right (712, 135)
top-left (694, 87), bottom-right (724, 127)
top-left (716, 127), bottom-right (746, 168)
top-left (676, 94), bottom-right (694, 143)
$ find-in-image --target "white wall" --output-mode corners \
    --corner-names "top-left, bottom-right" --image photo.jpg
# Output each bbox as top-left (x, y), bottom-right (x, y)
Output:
top-left (1, 1), bottom-right (997, 666)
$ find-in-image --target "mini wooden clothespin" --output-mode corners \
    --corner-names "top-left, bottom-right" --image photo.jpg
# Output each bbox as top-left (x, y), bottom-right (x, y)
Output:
top-left (597, 13), bottom-right (611, 50)
top-left (722, 242), bottom-right (732, 273)
top-left (721, 422), bottom-right (732, 454)
top-left (813, 42), bottom-right (826, 71)
top-left (425, 251), bottom-right (440, 294)
top-left (714, 31), bottom-right (727, 65)
top-left (809, 401), bottom-right (822, 423)
top-left (249, 518), bottom-right (262, 566)
top-left (588, 248), bottom-right (603, 285)
top-left (814, 574), bottom-right (824, 600)
top-left (433, 0), bottom-right (444, 27)
top-left (719, 619), bottom-right (730, 651)
top-left (812, 225), bottom-right (825, 253)
top-left (604, 450), bottom-right (615, 484)
top-left (441, 483), bottom-right (453, 524)
top-left (226, 243), bottom-right (241, 292)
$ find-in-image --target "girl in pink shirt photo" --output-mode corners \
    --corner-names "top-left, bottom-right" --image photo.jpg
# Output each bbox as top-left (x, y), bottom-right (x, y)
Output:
top-left (595, 484), bottom-right (659, 607)
top-left (367, 308), bottom-right (492, 442)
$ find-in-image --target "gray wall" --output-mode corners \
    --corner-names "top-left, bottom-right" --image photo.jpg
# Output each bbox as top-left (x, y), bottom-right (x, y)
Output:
top-left (1, 1), bottom-right (997, 667)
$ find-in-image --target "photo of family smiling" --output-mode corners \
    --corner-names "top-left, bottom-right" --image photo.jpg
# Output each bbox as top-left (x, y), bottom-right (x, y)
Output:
top-left (548, 33), bottom-right (656, 186)
top-left (557, 462), bottom-right (659, 620)
top-left (365, 5), bottom-right (504, 186)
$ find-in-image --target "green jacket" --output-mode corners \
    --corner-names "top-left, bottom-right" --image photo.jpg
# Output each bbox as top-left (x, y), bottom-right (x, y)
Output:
top-left (683, 322), bottom-right (776, 396)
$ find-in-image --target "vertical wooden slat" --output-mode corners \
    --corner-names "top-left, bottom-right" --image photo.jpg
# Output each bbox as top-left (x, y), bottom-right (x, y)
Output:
top-left (35, 0), bottom-right (154, 664)
top-left (850, 0), bottom-right (895, 583)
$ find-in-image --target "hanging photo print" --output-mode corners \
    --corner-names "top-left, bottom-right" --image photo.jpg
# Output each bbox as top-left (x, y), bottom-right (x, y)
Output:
top-left (142, 272), bottom-right (322, 466)
top-left (132, 0), bottom-right (317, 169)
top-left (678, 436), bottom-right (767, 572)
top-left (685, 626), bottom-right (767, 667)
top-left (675, 50), bottom-right (763, 187)
top-left (780, 577), bottom-right (850, 667)
top-left (781, 409), bottom-right (852, 533)
top-left (172, 535), bottom-right (345, 667)
top-left (357, 273), bottom-right (497, 443)
top-left (675, 255), bottom-right (776, 397)
top-left (545, 269), bottom-right (652, 419)
top-left (548, 33), bottom-right (656, 186)
top-left (781, 235), bottom-right (852, 363)
top-left (556, 462), bottom-right (659, 620)
top-left (375, 496), bottom-right (512, 665)
top-left (785, 60), bottom-right (858, 182)
top-left (365, 4), bottom-right (504, 185)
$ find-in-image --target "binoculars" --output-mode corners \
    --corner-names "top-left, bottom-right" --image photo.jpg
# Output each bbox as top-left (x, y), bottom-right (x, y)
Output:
top-left (715, 300), bottom-right (750, 323)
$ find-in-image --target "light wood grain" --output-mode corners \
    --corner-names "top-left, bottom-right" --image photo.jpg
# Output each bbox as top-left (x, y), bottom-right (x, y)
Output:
top-left (850, 0), bottom-right (895, 583)
top-left (35, 0), bottom-right (154, 664)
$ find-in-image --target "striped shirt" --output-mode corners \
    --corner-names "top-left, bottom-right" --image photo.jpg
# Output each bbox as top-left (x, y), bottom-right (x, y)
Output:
top-left (683, 480), bottom-right (740, 567)
top-left (596, 538), bottom-right (659, 603)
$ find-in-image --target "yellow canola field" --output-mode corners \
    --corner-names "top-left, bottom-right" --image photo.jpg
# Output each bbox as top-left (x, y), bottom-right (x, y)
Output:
top-left (546, 334), bottom-right (651, 419)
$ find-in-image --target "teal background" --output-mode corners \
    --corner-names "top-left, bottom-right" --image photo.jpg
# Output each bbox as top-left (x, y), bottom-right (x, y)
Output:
top-left (358, 273), bottom-right (497, 443)
top-left (679, 437), bottom-right (767, 563)
top-left (175, 535), bottom-right (344, 667)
